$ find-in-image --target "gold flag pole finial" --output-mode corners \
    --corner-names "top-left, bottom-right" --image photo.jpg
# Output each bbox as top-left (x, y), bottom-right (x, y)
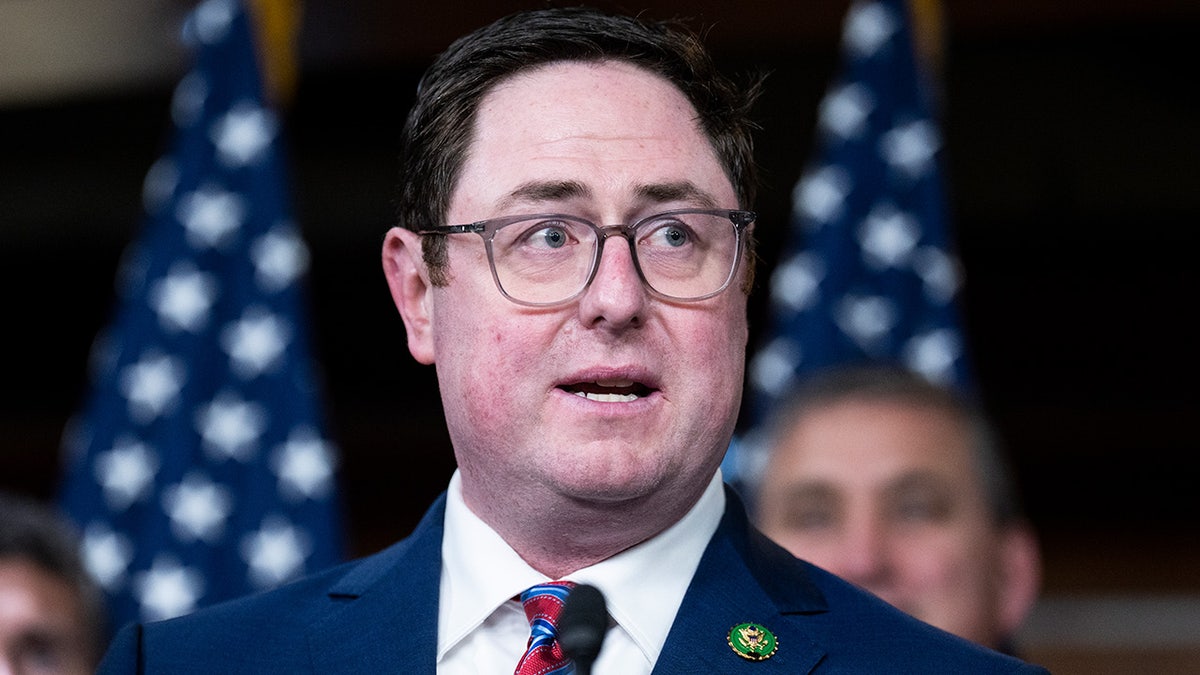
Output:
top-left (246, 0), bottom-right (302, 107)
top-left (908, 0), bottom-right (945, 74)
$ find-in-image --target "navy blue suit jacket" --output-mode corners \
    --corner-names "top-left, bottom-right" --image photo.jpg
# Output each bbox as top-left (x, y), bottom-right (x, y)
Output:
top-left (98, 488), bottom-right (1048, 673)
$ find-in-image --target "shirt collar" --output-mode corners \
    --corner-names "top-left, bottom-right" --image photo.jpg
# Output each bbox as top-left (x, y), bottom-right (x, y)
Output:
top-left (437, 469), bottom-right (726, 664)
top-left (438, 470), bottom-right (546, 660)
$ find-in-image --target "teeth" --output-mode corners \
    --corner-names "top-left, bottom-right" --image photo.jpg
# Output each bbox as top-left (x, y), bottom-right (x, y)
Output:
top-left (573, 391), bottom-right (638, 403)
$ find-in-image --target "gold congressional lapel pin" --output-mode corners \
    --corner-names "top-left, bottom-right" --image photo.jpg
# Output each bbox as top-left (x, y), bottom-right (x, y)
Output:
top-left (728, 622), bottom-right (778, 661)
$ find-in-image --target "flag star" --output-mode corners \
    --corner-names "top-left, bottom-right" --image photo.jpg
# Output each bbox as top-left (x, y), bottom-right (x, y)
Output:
top-left (251, 225), bottom-right (310, 292)
top-left (770, 252), bottom-right (825, 312)
top-left (119, 352), bottom-right (186, 424)
top-left (793, 166), bottom-right (852, 226)
top-left (163, 473), bottom-right (234, 543)
top-left (272, 428), bottom-right (336, 501)
top-left (912, 246), bottom-right (961, 304)
top-left (188, 0), bottom-right (236, 45)
top-left (221, 307), bottom-right (291, 379)
top-left (241, 518), bottom-right (311, 589)
top-left (195, 392), bottom-right (268, 462)
top-left (904, 329), bottom-right (962, 385)
top-left (844, 1), bottom-right (898, 59)
top-left (133, 556), bottom-right (205, 622)
top-left (149, 263), bottom-right (218, 333)
top-left (211, 101), bottom-right (278, 168)
top-left (178, 184), bottom-right (246, 249)
top-left (142, 157), bottom-right (180, 213)
top-left (94, 436), bottom-right (159, 510)
top-left (835, 294), bottom-right (897, 350)
top-left (858, 203), bottom-right (920, 269)
top-left (82, 523), bottom-right (134, 591)
top-left (820, 82), bottom-right (874, 141)
top-left (880, 119), bottom-right (940, 180)
top-left (749, 336), bottom-right (804, 398)
top-left (171, 72), bottom-right (208, 129)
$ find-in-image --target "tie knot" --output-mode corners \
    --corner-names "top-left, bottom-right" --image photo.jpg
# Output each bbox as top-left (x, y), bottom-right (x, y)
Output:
top-left (514, 581), bottom-right (577, 675)
top-left (520, 580), bottom-right (576, 631)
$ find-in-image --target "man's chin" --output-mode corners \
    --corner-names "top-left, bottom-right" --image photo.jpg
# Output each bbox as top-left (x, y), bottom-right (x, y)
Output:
top-left (550, 465), bottom-right (668, 506)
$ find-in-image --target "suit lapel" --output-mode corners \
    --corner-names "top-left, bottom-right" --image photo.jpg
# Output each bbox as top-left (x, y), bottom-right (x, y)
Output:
top-left (652, 488), bottom-right (829, 674)
top-left (306, 494), bottom-right (447, 673)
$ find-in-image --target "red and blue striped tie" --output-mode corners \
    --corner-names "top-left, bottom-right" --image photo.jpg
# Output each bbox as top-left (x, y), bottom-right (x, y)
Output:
top-left (514, 580), bottom-right (576, 675)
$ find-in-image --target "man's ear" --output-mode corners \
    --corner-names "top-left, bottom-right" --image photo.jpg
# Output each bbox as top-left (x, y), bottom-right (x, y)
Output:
top-left (382, 227), bottom-right (436, 365)
top-left (996, 521), bottom-right (1043, 640)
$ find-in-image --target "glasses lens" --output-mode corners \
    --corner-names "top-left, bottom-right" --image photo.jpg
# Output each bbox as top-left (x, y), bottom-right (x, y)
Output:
top-left (491, 216), bottom-right (597, 305)
top-left (635, 212), bottom-right (739, 300)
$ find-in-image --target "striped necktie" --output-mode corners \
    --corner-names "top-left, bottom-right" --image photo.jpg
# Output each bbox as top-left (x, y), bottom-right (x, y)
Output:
top-left (514, 580), bottom-right (577, 675)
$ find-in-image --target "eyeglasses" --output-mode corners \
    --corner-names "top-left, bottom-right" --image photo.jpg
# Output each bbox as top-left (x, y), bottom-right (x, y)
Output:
top-left (420, 208), bottom-right (755, 307)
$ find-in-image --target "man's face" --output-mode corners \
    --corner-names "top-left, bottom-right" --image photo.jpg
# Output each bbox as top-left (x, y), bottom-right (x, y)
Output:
top-left (0, 559), bottom-right (93, 675)
top-left (403, 60), bottom-right (748, 516)
top-left (755, 399), bottom-right (1012, 647)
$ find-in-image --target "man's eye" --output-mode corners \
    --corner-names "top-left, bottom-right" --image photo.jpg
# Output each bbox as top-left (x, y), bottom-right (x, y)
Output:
top-left (658, 224), bottom-right (690, 247)
top-left (784, 507), bottom-right (837, 531)
top-left (16, 633), bottom-right (69, 671)
top-left (536, 226), bottom-right (568, 248)
top-left (519, 223), bottom-right (573, 249)
top-left (645, 222), bottom-right (691, 248)
top-left (893, 497), bottom-right (951, 524)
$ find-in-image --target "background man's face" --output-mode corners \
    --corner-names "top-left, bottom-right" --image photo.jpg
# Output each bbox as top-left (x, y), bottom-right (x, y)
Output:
top-left (0, 559), bottom-right (93, 675)
top-left (756, 398), bottom-right (1011, 646)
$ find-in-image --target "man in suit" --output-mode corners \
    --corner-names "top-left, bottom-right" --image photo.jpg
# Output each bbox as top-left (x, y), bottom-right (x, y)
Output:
top-left (752, 365), bottom-right (1043, 653)
top-left (98, 7), bottom-right (1048, 673)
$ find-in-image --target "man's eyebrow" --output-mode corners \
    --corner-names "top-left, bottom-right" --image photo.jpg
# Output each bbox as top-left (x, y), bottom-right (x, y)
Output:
top-left (885, 470), bottom-right (955, 497)
top-left (783, 481), bottom-right (838, 504)
top-left (499, 180), bottom-right (591, 209)
top-left (636, 181), bottom-right (719, 208)
top-left (496, 180), bottom-right (721, 211)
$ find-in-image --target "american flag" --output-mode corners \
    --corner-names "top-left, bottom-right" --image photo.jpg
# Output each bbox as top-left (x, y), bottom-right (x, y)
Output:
top-left (58, 0), bottom-right (343, 629)
top-left (729, 0), bottom-right (973, 479)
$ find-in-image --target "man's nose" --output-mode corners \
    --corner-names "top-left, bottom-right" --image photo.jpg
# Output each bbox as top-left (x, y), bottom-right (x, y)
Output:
top-left (836, 515), bottom-right (891, 587)
top-left (576, 234), bottom-right (647, 329)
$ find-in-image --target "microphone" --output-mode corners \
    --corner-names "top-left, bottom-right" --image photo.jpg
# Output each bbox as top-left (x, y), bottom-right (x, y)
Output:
top-left (558, 584), bottom-right (608, 675)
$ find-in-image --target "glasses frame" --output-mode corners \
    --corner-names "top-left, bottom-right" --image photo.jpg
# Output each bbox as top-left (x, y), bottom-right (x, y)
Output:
top-left (419, 208), bottom-right (756, 307)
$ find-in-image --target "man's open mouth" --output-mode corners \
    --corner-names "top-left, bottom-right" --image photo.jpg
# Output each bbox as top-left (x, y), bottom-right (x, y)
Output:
top-left (559, 380), bottom-right (654, 403)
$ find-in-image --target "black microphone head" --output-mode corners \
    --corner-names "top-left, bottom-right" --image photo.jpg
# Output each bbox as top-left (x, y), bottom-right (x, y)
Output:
top-left (558, 584), bottom-right (608, 666)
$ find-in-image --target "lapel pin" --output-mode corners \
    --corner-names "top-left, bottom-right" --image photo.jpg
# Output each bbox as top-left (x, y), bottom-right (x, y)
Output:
top-left (728, 622), bottom-right (778, 661)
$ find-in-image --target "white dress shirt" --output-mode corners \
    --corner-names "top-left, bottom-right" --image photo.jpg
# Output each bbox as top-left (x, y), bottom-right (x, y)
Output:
top-left (436, 469), bottom-right (726, 674)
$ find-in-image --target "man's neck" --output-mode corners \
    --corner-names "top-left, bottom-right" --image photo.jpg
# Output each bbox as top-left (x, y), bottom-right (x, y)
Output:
top-left (461, 479), bottom-right (713, 579)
